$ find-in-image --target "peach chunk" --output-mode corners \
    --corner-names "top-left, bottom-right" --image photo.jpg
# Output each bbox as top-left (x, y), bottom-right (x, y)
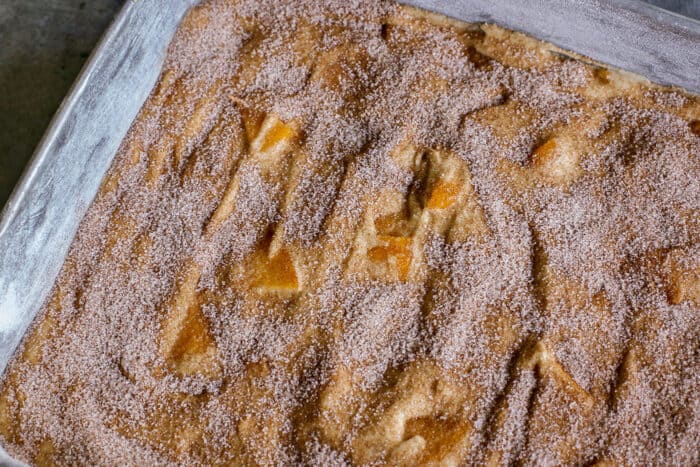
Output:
top-left (427, 180), bottom-right (460, 209)
top-left (253, 248), bottom-right (300, 291)
top-left (260, 120), bottom-right (297, 153)
top-left (368, 235), bottom-right (413, 281)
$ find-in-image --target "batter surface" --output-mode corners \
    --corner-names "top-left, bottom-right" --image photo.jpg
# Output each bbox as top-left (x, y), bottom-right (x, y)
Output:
top-left (1, 0), bottom-right (699, 465)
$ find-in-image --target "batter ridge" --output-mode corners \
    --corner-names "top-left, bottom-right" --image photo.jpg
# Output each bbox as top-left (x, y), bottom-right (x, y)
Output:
top-left (0, 0), bottom-right (699, 465)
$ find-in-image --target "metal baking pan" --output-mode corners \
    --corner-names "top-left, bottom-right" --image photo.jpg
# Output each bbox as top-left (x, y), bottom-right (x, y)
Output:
top-left (0, 0), bottom-right (697, 464)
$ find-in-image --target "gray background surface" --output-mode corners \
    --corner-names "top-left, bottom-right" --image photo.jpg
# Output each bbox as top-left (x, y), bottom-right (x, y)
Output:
top-left (0, 0), bottom-right (698, 210)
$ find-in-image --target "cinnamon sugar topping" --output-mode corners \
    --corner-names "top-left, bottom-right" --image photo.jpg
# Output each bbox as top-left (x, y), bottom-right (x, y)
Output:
top-left (0, 0), bottom-right (698, 465)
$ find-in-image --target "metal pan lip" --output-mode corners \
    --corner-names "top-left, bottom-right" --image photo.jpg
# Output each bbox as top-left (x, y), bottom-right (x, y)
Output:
top-left (0, 4), bottom-right (136, 464)
top-left (400, 0), bottom-right (700, 94)
top-left (0, 1), bottom-right (199, 462)
top-left (0, 3), bottom-right (136, 237)
top-left (2, 1), bottom-right (697, 263)
top-left (1, 0), bottom-right (698, 236)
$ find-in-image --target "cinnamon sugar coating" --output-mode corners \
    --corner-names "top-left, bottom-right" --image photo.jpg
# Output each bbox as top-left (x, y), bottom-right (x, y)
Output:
top-left (0, 1), bottom-right (699, 465)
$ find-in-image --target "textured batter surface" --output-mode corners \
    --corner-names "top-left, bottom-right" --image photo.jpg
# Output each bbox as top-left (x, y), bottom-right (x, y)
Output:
top-left (1, 0), bottom-right (699, 465)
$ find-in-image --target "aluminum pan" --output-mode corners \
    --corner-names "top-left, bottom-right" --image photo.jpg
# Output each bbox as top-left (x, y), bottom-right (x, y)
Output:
top-left (406, 0), bottom-right (700, 93)
top-left (0, 1), bottom-right (198, 464)
top-left (0, 0), bottom-right (697, 464)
